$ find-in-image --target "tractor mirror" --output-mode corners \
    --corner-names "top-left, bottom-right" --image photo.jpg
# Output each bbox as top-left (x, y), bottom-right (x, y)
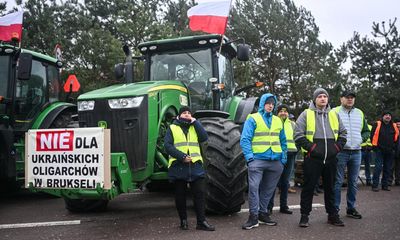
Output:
top-left (114, 63), bottom-right (125, 81)
top-left (17, 53), bottom-right (33, 80)
top-left (237, 44), bottom-right (250, 61)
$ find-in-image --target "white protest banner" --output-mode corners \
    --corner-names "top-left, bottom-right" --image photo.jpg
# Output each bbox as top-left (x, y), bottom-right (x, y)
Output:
top-left (25, 127), bottom-right (111, 189)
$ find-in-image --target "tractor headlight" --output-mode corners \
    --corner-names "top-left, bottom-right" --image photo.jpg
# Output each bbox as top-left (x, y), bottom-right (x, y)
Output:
top-left (78, 100), bottom-right (95, 111)
top-left (108, 96), bottom-right (144, 109)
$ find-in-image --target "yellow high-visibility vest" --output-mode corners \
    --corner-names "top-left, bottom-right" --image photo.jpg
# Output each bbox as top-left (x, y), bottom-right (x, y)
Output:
top-left (168, 124), bottom-right (203, 167)
top-left (284, 119), bottom-right (297, 152)
top-left (361, 124), bottom-right (373, 147)
top-left (248, 112), bottom-right (283, 153)
top-left (303, 109), bottom-right (339, 152)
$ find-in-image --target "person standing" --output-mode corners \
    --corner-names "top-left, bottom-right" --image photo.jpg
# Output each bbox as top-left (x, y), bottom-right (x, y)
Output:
top-left (370, 111), bottom-right (399, 191)
top-left (240, 93), bottom-right (287, 230)
top-left (333, 91), bottom-right (370, 220)
top-left (295, 88), bottom-right (347, 228)
top-left (389, 121), bottom-right (400, 186)
top-left (267, 104), bottom-right (298, 215)
top-left (164, 106), bottom-right (215, 231)
top-left (361, 123), bottom-right (373, 186)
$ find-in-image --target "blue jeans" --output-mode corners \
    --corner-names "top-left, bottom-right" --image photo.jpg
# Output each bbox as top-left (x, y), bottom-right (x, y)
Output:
top-left (373, 149), bottom-right (394, 188)
top-left (361, 149), bottom-right (372, 183)
top-left (334, 150), bottom-right (361, 210)
top-left (268, 152), bottom-right (297, 209)
top-left (247, 160), bottom-right (283, 215)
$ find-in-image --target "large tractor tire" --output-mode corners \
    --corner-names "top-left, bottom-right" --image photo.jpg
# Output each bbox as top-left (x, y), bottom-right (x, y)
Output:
top-left (199, 117), bottom-right (247, 214)
top-left (50, 111), bottom-right (109, 212)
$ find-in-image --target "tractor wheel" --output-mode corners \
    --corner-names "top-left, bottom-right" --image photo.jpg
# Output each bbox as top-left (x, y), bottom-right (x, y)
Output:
top-left (64, 198), bottom-right (109, 213)
top-left (199, 117), bottom-right (247, 214)
top-left (49, 110), bottom-right (78, 128)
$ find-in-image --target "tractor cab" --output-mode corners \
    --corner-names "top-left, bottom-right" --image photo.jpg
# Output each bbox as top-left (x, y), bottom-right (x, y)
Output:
top-left (0, 43), bottom-right (75, 190)
top-left (0, 44), bottom-right (63, 133)
top-left (138, 34), bottom-right (249, 113)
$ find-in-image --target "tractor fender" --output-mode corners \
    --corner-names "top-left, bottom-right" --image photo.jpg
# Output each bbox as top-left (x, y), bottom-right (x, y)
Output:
top-left (38, 103), bottom-right (77, 129)
top-left (234, 97), bottom-right (258, 124)
top-left (193, 110), bottom-right (230, 119)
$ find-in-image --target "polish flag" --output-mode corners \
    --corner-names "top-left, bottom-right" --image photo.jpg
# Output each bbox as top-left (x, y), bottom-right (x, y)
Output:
top-left (0, 11), bottom-right (23, 42)
top-left (188, 0), bottom-right (231, 35)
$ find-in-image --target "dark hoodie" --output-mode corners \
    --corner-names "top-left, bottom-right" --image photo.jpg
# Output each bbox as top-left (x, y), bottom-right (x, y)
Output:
top-left (294, 101), bottom-right (347, 162)
top-left (164, 117), bottom-right (208, 181)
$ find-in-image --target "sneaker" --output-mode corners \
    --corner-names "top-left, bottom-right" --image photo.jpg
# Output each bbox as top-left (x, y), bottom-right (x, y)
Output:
top-left (299, 214), bottom-right (309, 228)
top-left (279, 206), bottom-right (293, 214)
top-left (382, 186), bottom-right (391, 191)
top-left (346, 208), bottom-right (362, 219)
top-left (180, 219), bottom-right (189, 230)
top-left (242, 214), bottom-right (259, 230)
top-left (288, 187), bottom-right (297, 193)
top-left (327, 214), bottom-right (345, 226)
top-left (258, 212), bottom-right (277, 226)
top-left (372, 187), bottom-right (379, 192)
top-left (196, 220), bottom-right (215, 231)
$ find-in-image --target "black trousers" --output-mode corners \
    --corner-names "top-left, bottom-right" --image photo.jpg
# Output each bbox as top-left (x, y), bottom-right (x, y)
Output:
top-left (174, 178), bottom-right (206, 223)
top-left (300, 154), bottom-right (337, 216)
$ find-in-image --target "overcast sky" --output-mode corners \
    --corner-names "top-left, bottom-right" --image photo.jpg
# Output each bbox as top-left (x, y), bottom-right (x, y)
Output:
top-left (292, 0), bottom-right (400, 48)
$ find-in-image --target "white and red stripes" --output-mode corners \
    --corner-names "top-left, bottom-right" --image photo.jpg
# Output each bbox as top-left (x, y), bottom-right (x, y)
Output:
top-left (187, 0), bottom-right (231, 35)
top-left (0, 11), bottom-right (23, 42)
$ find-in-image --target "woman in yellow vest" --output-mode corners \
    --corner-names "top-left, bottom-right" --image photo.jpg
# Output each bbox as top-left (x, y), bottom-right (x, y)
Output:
top-left (164, 106), bottom-right (215, 231)
top-left (240, 93), bottom-right (287, 230)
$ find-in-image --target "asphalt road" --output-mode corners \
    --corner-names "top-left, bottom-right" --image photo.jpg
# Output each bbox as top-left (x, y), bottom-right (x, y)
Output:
top-left (1, 185), bottom-right (400, 240)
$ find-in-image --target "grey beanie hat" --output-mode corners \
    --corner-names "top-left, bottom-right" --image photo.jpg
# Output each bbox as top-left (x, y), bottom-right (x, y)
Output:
top-left (313, 88), bottom-right (329, 101)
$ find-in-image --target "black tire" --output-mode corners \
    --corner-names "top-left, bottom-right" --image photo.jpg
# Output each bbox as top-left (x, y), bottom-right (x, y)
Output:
top-left (49, 111), bottom-right (78, 128)
top-left (199, 117), bottom-right (247, 214)
top-left (64, 198), bottom-right (109, 213)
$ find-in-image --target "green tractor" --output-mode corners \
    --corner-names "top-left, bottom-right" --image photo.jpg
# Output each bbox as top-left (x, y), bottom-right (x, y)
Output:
top-left (34, 35), bottom-right (262, 214)
top-left (0, 43), bottom-right (77, 192)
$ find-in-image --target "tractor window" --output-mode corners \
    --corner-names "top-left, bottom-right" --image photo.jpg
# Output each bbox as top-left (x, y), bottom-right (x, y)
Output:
top-left (14, 60), bottom-right (47, 129)
top-left (218, 54), bottom-right (234, 98)
top-left (150, 49), bottom-right (213, 111)
top-left (0, 56), bottom-right (10, 114)
top-left (47, 65), bottom-right (60, 103)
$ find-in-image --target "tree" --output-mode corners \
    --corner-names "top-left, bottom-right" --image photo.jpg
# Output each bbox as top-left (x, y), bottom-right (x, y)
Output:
top-left (347, 18), bottom-right (400, 121)
top-left (228, 0), bottom-right (345, 115)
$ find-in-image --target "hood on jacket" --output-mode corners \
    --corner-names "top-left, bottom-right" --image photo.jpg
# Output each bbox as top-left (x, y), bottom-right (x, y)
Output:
top-left (258, 93), bottom-right (277, 115)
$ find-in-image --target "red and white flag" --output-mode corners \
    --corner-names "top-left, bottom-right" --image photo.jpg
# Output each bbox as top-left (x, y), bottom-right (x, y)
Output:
top-left (0, 11), bottom-right (23, 42)
top-left (187, 0), bottom-right (231, 35)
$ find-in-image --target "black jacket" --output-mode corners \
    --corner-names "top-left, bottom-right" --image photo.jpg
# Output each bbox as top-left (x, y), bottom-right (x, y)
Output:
top-left (164, 118), bottom-right (208, 181)
top-left (370, 120), bottom-right (399, 153)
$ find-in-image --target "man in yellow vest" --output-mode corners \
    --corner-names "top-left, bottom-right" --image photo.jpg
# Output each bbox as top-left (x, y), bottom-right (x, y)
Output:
top-left (361, 124), bottom-right (373, 186)
top-left (164, 106), bottom-right (215, 231)
top-left (294, 88), bottom-right (347, 228)
top-left (267, 104), bottom-right (298, 214)
top-left (240, 93), bottom-right (287, 230)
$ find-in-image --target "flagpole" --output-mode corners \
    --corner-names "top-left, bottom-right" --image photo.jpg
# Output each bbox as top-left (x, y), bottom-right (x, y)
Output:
top-left (217, 0), bottom-right (233, 56)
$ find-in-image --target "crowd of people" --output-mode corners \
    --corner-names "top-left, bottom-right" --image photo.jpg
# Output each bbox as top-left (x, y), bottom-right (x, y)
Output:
top-left (163, 88), bottom-right (399, 231)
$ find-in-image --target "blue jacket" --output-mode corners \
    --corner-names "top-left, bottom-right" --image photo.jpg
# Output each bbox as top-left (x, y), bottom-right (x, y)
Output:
top-left (164, 118), bottom-right (208, 181)
top-left (240, 93), bottom-right (287, 164)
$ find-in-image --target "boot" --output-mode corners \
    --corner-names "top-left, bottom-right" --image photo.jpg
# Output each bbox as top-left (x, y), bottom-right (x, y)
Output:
top-left (196, 220), bottom-right (215, 231)
top-left (279, 206), bottom-right (293, 214)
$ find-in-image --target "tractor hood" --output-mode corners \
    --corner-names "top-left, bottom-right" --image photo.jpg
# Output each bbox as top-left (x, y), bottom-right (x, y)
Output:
top-left (78, 80), bottom-right (188, 100)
